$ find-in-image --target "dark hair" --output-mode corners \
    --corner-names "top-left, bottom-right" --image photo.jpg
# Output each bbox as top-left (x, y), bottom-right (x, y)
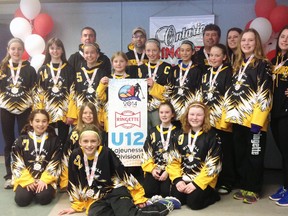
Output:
top-left (203, 24), bottom-right (221, 38)
top-left (181, 40), bottom-right (195, 50)
top-left (275, 25), bottom-right (288, 58)
top-left (43, 37), bottom-right (67, 65)
top-left (21, 109), bottom-right (56, 136)
top-left (159, 101), bottom-right (177, 122)
top-left (226, 27), bottom-right (243, 61)
top-left (211, 43), bottom-right (229, 64)
top-left (81, 26), bottom-right (96, 38)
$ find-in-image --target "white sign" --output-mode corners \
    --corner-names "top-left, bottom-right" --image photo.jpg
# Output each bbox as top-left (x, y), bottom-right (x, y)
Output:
top-left (150, 15), bottom-right (215, 65)
top-left (108, 79), bottom-right (147, 167)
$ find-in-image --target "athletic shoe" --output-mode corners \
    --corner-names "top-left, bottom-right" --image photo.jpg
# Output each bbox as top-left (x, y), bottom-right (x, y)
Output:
top-left (149, 195), bottom-right (163, 203)
top-left (4, 179), bottom-right (13, 189)
top-left (217, 185), bottom-right (232, 195)
top-left (243, 191), bottom-right (259, 204)
top-left (164, 196), bottom-right (181, 209)
top-left (276, 191), bottom-right (288, 207)
top-left (233, 190), bottom-right (247, 200)
top-left (141, 202), bottom-right (171, 216)
top-left (156, 198), bottom-right (174, 212)
top-left (269, 186), bottom-right (287, 201)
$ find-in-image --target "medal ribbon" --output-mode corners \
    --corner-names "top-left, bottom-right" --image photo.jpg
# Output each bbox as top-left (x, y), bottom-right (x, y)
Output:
top-left (49, 61), bottom-right (62, 86)
top-left (30, 131), bottom-right (47, 158)
top-left (133, 48), bottom-right (145, 66)
top-left (209, 64), bottom-right (223, 91)
top-left (9, 59), bottom-right (22, 86)
top-left (148, 61), bottom-right (160, 81)
top-left (203, 49), bottom-right (211, 66)
top-left (188, 129), bottom-right (201, 153)
top-left (179, 61), bottom-right (192, 87)
top-left (237, 54), bottom-right (254, 83)
top-left (83, 151), bottom-right (99, 186)
top-left (160, 124), bottom-right (173, 151)
top-left (82, 67), bottom-right (98, 87)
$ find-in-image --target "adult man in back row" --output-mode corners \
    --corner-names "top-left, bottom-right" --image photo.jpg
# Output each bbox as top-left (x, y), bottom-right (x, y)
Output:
top-left (68, 26), bottom-right (111, 73)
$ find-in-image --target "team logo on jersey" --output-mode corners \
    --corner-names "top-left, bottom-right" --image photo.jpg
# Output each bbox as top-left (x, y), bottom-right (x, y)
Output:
top-left (118, 83), bottom-right (145, 102)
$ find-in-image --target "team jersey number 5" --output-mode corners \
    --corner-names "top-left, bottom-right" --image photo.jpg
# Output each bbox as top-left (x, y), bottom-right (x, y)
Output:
top-left (76, 72), bottom-right (83, 82)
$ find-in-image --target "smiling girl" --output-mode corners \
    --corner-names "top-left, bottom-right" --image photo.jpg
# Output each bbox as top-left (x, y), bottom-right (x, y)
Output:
top-left (11, 109), bottom-right (61, 206)
top-left (166, 101), bottom-right (222, 210)
top-left (222, 28), bottom-right (273, 204)
top-left (0, 38), bottom-right (37, 189)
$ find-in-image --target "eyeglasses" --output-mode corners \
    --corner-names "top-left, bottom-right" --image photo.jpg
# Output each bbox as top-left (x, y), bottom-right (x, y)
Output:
top-left (133, 35), bottom-right (146, 39)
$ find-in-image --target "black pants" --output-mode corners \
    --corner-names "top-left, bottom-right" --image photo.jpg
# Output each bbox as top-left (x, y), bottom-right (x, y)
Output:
top-left (1, 108), bottom-right (31, 180)
top-left (232, 124), bottom-right (266, 193)
top-left (88, 186), bottom-right (169, 216)
top-left (142, 172), bottom-right (171, 198)
top-left (50, 120), bottom-right (70, 145)
top-left (171, 184), bottom-right (220, 210)
top-left (271, 116), bottom-right (288, 188)
top-left (14, 184), bottom-right (55, 207)
top-left (216, 129), bottom-right (235, 188)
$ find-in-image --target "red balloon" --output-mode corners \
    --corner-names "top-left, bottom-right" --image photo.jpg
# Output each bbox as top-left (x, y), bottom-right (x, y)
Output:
top-left (22, 50), bottom-right (30, 61)
top-left (245, 20), bottom-right (253, 29)
top-left (255, 0), bottom-right (277, 19)
top-left (266, 49), bottom-right (276, 61)
top-left (33, 13), bottom-right (54, 37)
top-left (14, 8), bottom-right (28, 20)
top-left (269, 6), bottom-right (288, 32)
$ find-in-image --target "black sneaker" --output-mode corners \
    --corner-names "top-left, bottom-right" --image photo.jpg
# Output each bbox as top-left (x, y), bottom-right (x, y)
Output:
top-left (140, 202), bottom-right (170, 216)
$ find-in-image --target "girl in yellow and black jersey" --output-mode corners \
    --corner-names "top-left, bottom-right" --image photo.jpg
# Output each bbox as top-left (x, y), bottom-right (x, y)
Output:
top-left (66, 43), bottom-right (108, 125)
top-left (0, 38), bottom-right (37, 189)
top-left (35, 38), bottom-right (74, 144)
top-left (138, 38), bottom-right (173, 129)
top-left (11, 109), bottom-right (61, 206)
top-left (200, 44), bottom-right (233, 194)
top-left (222, 29), bottom-right (273, 204)
top-left (171, 40), bottom-right (202, 121)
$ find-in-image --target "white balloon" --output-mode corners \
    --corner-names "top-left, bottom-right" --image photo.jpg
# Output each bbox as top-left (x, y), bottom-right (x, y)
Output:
top-left (250, 17), bottom-right (272, 44)
top-left (30, 54), bottom-right (45, 72)
top-left (20, 0), bottom-right (41, 20)
top-left (25, 34), bottom-right (45, 57)
top-left (9, 17), bottom-right (32, 41)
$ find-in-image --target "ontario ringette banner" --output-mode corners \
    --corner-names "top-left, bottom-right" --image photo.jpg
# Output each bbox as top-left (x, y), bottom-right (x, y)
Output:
top-left (150, 15), bottom-right (215, 65)
top-left (108, 79), bottom-right (147, 167)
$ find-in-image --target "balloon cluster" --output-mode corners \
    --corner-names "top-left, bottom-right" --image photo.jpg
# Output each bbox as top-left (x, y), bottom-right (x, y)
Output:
top-left (246, 0), bottom-right (288, 60)
top-left (9, 0), bottom-right (54, 71)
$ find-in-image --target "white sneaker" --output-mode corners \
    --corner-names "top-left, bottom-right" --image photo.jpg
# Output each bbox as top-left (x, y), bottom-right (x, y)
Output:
top-left (4, 179), bottom-right (13, 189)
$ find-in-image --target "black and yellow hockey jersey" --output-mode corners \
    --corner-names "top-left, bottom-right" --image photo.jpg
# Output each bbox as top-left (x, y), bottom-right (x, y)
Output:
top-left (0, 61), bottom-right (36, 114)
top-left (166, 129), bottom-right (222, 190)
top-left (138, 61), bottom-right (172, 111)
top-left (271, 53), bottom-right (288, 118)
top-left (142, 124), bottom-right (181, 173)
top-left (126, 50), bottom-right (148, 78)
top-left (170, 62), bottom-right (202, 120)
top-left (67, 65), bottom-right (108, 120)
top-left (68, 146), bottom-right (147, 213)
top-left (68, 44), bottom-right (111, 74)
top-left (35, 62), bottom-right (74, 123)
top-left (195, 47), bottom-right (211, 72)
top-left (11, 132), bottom-right (62, 190)
top-left (221, 59), bottom-right (273, 131)
top-left (201, 64), bottom-right (232, 131)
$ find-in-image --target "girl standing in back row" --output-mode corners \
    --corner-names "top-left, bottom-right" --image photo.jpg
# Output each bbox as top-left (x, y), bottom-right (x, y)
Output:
top-left (222, 28), bottom-right (273, 204)
top-left (0, 38), bottom-right (37, 189)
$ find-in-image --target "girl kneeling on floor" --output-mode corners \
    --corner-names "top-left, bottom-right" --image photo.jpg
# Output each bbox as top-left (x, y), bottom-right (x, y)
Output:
top-left (11, 109), bottom-right (62, 206)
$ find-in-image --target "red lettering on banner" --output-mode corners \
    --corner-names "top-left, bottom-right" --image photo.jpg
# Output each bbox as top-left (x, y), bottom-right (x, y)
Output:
top-left (115, 110), bottom-right (141, 129)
